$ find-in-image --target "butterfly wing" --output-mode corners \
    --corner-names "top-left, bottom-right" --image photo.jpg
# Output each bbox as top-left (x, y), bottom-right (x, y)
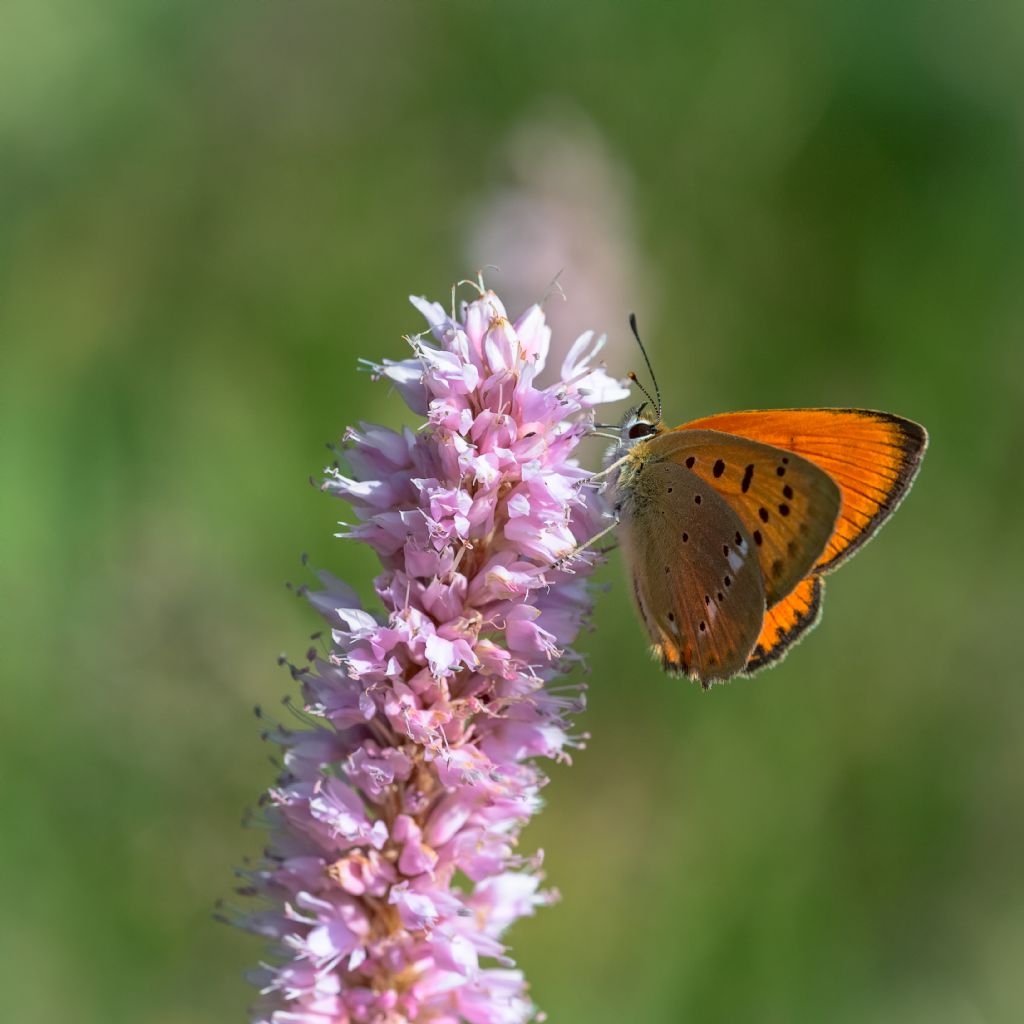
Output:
top-left (617, 455), bottom-right (765, 686)
top-left (644, 429), bottom-right (841, 607)
top-left (676, 409), bottom-right (927, 573)
top-left (745, 574), bottom-right (824, 674)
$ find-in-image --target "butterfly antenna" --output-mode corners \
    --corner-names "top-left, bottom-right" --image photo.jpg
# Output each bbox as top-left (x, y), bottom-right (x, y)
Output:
top-left (628, 312), bottom-right (662, 420)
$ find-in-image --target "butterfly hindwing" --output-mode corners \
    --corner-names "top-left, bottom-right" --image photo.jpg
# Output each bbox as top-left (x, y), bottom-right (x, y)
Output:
top-left (616, 457), bottom-right (765, 686)
top-left (677, 409), bottom-right (927, 573)
top-left (643, 429), bottom-right (841, 607)
top-left (745, 574), bottom-right (824, 674)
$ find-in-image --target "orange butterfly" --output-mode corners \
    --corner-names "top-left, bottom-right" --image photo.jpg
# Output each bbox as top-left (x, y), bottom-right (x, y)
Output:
top-left (596, 316), bottom-right (927, 688)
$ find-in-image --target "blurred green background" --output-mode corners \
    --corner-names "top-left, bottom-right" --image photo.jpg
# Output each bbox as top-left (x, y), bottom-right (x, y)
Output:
top-left (3, 2), bottom-right (1024, 1022)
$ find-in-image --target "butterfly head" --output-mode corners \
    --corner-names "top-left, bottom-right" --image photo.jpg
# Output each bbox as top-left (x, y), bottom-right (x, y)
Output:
top-left (603, 403), bottom-right (665, 467)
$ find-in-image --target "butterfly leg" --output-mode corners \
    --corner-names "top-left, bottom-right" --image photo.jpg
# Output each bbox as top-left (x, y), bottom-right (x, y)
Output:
top-left (585, 453), bottom-right (633, 485)
top-left (551, 518), bottom-right (620, 571)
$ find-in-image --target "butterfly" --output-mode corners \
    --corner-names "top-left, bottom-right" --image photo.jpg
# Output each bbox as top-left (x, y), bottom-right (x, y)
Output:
top-left (593, 316), bottom-right (928, 688)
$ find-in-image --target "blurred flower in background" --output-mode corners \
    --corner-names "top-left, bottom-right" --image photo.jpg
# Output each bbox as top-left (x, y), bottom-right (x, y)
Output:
top-left (464, 104), bottom-right (654, 366)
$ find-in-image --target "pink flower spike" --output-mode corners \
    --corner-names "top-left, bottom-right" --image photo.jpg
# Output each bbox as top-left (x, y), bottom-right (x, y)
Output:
top-left (229, 281), bottom-right (626, 1023)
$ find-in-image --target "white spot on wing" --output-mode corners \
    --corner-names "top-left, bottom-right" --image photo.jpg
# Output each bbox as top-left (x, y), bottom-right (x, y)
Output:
top-left (727, 549), bottom-right (746, 573)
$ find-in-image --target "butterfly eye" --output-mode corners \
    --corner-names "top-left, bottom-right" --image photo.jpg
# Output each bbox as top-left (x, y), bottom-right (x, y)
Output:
top-left (628, 422), bottom-right (654, 440)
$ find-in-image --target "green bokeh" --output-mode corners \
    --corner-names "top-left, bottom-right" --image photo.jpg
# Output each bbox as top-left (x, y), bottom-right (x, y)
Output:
top-left (3, 2), bottom-right (1023, 1022)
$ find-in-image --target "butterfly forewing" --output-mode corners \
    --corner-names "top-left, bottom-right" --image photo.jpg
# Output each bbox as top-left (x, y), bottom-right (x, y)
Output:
top-left (617, 458), bottom-right (765, 685)
top-left (644, 429), bottom-right (841, 606)
top-left (677, 409), bottom-right (927, 572)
